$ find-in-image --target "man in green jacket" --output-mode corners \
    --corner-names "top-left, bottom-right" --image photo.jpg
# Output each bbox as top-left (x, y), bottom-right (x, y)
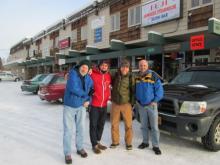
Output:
top-left (110, 59), bottom-right (135, 150)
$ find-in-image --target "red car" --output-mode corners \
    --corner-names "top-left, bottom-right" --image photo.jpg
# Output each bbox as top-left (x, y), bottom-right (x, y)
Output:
top-left (38, 72), bottom-right (66, 102)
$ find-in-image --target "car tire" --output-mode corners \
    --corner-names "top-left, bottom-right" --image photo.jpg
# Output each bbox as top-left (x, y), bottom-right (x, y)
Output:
top-left (15, 78), bottom-right (20, 82)
top-left (202, 116), bottom-right (220, 151)
top-left (0, 79), bottom-right (1, 82)
top-left (33, 88), bottom-right (39, 94)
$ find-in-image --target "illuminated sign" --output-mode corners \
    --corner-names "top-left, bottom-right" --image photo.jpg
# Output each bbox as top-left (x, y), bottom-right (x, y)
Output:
top-left (190, 35), bottom-right (205, 50)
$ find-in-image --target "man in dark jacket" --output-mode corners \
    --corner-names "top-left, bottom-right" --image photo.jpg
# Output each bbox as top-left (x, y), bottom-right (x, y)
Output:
top-left (63, 60), bottom-right (93, 164)
top-left (89, 60), bottom-right (111, 154)
top-left (110, 59), bottom-right (135, 150)
top-left (135, 59), bottom-right (164, 155)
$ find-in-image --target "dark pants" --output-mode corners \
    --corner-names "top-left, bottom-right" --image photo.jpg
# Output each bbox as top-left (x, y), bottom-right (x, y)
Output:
top-left (89, 106), bottom-right (107, 147)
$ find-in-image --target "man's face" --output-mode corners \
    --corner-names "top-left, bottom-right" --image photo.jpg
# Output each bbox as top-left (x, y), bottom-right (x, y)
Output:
top-left (120, 66), bottom-right (129, 76)
top-left (139, 60), bottom-right (149, 73)
top-left (99, 63), bottom-right (109, 72)
top-left (79, 65), bottom-right (89, 76)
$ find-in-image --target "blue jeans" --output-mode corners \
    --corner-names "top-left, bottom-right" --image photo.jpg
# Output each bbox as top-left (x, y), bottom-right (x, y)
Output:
top-left (63, 105), bottom-right (86, 156)
top-left (137, 103), bottom-right (160, 147)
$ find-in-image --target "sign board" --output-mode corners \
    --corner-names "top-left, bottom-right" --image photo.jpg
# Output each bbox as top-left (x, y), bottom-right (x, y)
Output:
top-left (94, 27), bottom-right (102, 43)
top-left (190, 34), bottom-right (205, 51)
top-left (91, 16), bottom-right (105, 29)
top-left (58, 59), bottom-right (65, 66)
top-left (59, 38), bottom-right (70, 49)
top-left (208, 18), bottom-right (220, 35)
top-left (163, 43), bottom-right (181, 52)
top-left (142, 0), bottom-right (181, 27)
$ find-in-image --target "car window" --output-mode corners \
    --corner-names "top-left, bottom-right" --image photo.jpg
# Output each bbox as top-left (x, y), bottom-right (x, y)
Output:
top-left (31, 74), bottom-right (41, 81)
top-left (7, 74), bottom-right (13, 77)
top-left (51, 76), bottom-right (66, 84)
top-left (41, 74), bottom-right (54, 84)
top-left (38, 74), bottom-right (47, 81)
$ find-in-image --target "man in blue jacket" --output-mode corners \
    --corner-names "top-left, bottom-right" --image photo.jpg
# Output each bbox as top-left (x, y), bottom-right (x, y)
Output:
top-left (63, 60), bottom-right (93, 164)
top-left (135, 59), bottom-right (164, 155)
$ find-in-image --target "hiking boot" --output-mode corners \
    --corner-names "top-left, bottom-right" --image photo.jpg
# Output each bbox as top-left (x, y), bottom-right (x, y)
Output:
top-left (77, 149), bottom-right (88, 158)
top-left (98, 143), bottom-right (107, 150)
top-left (110, 143), bottom-right (119, 148)
top-left (93, 145), bottom-right (101, 154)
top-left (138, 143), bottom-right (149, 149)
top-left (126, 145), bottom-right (133, 150)
top-left (65, 155), bottom-right (72, 164)
top-left (153, 147), bottom-right (162, 155)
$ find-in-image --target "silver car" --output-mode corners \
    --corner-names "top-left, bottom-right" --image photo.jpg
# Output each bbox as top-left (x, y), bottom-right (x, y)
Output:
top-left (0, 72), bottom-right (21, 82)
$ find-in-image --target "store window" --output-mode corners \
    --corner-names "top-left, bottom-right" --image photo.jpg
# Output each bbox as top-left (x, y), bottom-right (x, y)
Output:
top-left (111, 13), bottom-right (120, 32)
top-left (193, 49), bottom-right (210, 66)
top-left (128, 5), bottom-right (141, 27)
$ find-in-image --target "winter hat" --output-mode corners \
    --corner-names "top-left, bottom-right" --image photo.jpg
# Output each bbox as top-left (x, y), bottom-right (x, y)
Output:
top-left (78, 59), bottom-right (91, 69)
top-left (120, 59), bottom-right (130, 68)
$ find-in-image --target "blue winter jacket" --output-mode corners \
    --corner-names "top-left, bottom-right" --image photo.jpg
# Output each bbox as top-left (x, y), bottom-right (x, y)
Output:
top-left (135, 70), bottom-right (164, 106)
top-left (64, 68), bottom-right (93, 108)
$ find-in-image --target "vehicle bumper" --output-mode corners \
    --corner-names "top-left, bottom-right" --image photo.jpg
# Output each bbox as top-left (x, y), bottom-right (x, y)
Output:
top-left (159, 112), bottom-right (213, 137)
top-left (38, 92), bottom-right (62, 101)
top-left (21, 85), bottom-right (37, 92)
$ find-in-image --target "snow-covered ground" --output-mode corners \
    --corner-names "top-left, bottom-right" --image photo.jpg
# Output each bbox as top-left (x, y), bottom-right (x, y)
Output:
top-left (0, 82), bottom-right (219, 165)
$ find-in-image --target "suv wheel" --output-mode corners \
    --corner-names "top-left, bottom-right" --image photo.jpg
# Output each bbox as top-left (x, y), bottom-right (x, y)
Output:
top-left (0, 79), bottom-right (1, 82)
top-left (202, 116), bottom-right (220, 151)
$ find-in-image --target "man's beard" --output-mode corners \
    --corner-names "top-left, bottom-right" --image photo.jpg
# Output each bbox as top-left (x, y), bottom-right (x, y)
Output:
top-left (100, 70), bottom-right (107, 74)
top-left (80, 70), bottom-right (87, 76)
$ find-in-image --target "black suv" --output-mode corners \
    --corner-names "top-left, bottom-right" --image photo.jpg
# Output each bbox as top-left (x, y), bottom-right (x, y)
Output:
top-left (158, 66), bottom-right (220, 151)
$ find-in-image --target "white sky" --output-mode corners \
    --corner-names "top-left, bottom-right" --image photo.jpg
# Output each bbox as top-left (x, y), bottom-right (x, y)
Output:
top-left (0, 0), bottom-right (94, 60)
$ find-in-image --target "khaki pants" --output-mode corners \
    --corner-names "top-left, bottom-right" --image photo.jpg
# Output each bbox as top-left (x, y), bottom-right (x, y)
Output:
top-left (110, 102), bottom-right (133, 145)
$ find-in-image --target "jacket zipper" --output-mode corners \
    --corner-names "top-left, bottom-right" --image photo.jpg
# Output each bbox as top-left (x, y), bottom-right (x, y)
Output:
top-left (100, 74), bottom-right (105, 107)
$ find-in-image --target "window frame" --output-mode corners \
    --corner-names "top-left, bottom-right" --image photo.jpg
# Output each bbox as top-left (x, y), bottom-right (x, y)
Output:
top-left (110, 12), bottom-right (120, 32)
top-left (190, 0), bottom-right (213, 10)
top-left (128, 5), bottom-right (141, 28)
top-left (81, 25), bottom-right (88, 41)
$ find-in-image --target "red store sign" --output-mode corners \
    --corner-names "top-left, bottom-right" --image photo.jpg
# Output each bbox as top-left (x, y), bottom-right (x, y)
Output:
top-left (190, 34), bottom-right (205, 51)
top-left (59, 38), bottom-right (70, 49)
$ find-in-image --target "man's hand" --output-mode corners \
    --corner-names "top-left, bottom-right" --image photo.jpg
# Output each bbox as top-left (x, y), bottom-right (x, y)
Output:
top-left (150, 102), bottom-right (157, 106)
top-left (83, 101), bottom-right (90, 108)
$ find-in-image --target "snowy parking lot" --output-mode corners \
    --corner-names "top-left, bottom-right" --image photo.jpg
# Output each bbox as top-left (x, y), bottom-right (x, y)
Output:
top-left (0, 82), bottom-right (220, 165)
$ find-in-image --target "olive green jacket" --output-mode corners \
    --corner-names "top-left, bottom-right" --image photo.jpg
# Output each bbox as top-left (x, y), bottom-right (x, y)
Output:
top-left (111, 72), bottom-right (135, 105)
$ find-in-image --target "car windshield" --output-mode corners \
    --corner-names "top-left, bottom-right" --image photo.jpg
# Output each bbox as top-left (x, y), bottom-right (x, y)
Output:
top-left (41, 74), bottom-right (54, 85)
top-left (170, 70), bottom-right (220, 89)
top-left (31, 74), bottom-right (47, 81)
top-left (31, 75), bottom-right (41, 81)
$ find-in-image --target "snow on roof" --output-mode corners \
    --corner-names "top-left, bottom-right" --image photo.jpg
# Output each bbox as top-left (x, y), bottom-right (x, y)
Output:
top-left (148, 31), bottom-right (163, 35)
top-left (111, 39), bottom-right (124, 43)
top-left (86, 45), bottom-right (97, 49)
top-left (209, 17), bottom-right (220, 21)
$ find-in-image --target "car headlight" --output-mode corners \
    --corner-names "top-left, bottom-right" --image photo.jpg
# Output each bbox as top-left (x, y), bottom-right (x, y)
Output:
top-left (180, 101), bottom-right (207, 115)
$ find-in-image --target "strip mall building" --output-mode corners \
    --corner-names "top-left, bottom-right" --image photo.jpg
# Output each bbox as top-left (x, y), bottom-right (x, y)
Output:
top-left (4, 0), bottom-right (220, 80)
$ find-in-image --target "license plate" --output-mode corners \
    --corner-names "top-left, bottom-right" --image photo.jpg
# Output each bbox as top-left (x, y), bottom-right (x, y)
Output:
top-left (158, 116), bottom-right (162, 125)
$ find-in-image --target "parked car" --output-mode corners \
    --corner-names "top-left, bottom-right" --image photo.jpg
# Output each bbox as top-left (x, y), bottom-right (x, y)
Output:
top-left (21, 74), bottom-right (48, 94)
top-left (38, 72), bottom-right (66, 102)
top-left (135, 66), bottom-right (220, 151)
top-left (0, 72), bottom-right (21, 82)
